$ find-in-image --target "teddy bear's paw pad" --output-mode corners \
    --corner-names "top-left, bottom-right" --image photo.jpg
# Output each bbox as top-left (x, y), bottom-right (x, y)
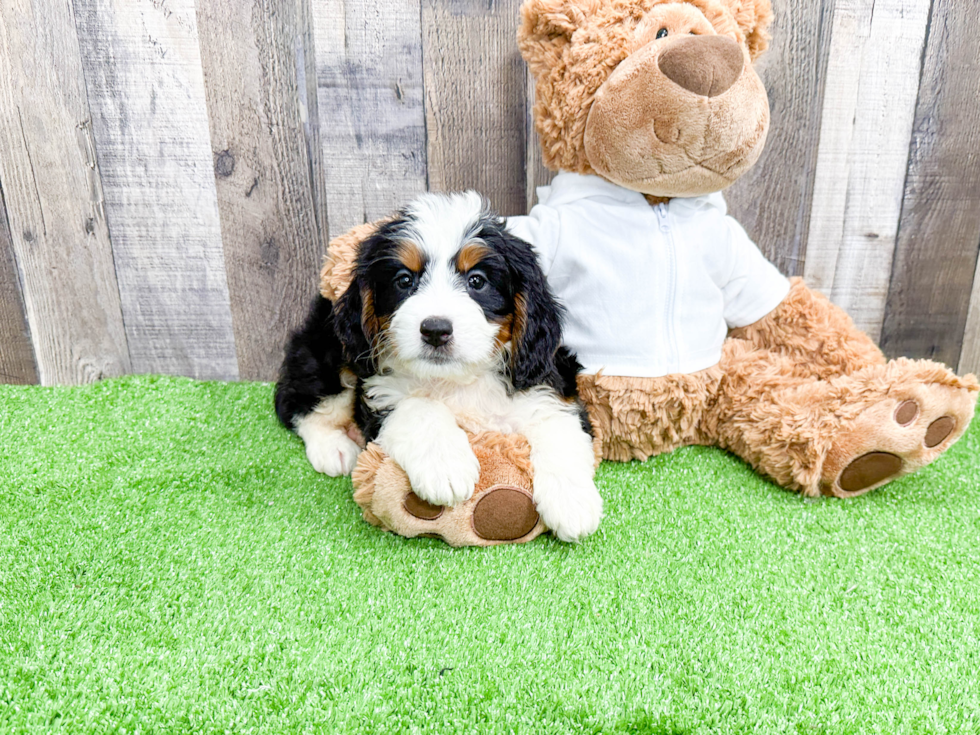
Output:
top-left (838, 452), bottom-right (903, 494)
top-left (925, 416), bottom-right (955, 447)
top-left (403, 492), bottom-right (445, 520)
top-left (821, 378), bottom-right (976, 498)
top-left (894, 400), bottom-right (919, 426)
top-left (471, 485), bottom-right (539, 541)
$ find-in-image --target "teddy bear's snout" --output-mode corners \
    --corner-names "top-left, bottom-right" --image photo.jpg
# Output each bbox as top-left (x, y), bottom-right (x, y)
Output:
top-left (658, 35), bottom-right (744, 98)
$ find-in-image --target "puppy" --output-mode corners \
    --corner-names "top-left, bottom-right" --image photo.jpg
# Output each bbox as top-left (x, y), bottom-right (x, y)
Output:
top-left (275, 192), bottom-right (602, 542)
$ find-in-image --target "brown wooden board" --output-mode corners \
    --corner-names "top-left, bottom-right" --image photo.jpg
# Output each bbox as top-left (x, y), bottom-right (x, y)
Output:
top-left (879, 1), bottom-right (980, 369)
top-left (313, 0), bottom-right (427, 238)
top-left (422, 0), bottom-right (526, 217)
top-left (0, 183), bottom-right (37, 384)
top-left (0, 0), bottom-right (130, 385)
top-left (197, 0), bottom-right (323, 381)
top-left (73, 0), bottom-right (239, 380)
top-left (724, 0), bottom-right (835, 277)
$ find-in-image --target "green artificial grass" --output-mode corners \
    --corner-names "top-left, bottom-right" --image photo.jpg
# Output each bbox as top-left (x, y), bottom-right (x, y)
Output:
top-left (1, 376), bottom-right (979, 734)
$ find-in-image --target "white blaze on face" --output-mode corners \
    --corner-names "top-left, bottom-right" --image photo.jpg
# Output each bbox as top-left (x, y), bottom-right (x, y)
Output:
top-left (386, 192), bottom-right (501, 380)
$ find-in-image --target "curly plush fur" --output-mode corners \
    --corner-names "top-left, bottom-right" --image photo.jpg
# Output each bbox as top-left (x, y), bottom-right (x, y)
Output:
top-left (519, 0), bottom-right (772, 176)
top-left (314, 0), bottom-right (977, 515)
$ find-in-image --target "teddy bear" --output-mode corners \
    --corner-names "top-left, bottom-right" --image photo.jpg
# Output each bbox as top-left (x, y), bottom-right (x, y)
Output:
top-left (321, 0), bottom-right (978, 544)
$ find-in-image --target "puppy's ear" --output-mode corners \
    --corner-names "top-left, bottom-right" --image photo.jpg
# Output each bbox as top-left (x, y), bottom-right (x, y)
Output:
top-left (507, 239), bottom-right (565, 391)
top-left (332, 283), bottom-right (376, 378)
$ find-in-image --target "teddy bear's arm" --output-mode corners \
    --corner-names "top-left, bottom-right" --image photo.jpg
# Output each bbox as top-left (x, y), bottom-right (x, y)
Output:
top-left (729, 277), bottom-right (886, 380)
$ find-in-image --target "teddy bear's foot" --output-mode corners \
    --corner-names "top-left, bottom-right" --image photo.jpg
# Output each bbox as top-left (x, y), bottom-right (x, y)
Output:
top-left (351, 432), bottom-right (548, 547)
top-left (401, 484), bottom-right (541, 543)
top-left (819, 361), bottom-right (978, 498)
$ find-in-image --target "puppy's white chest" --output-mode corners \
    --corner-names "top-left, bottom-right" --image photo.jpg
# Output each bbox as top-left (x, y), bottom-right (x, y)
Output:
top-left (364, 373), bottom-right (519, 434)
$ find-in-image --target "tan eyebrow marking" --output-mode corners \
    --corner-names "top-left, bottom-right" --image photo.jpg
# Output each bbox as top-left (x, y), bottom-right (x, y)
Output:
top-left (395, 241), bottom-right (425, 272)
top-left (455, 242), bottom-right (491, 273)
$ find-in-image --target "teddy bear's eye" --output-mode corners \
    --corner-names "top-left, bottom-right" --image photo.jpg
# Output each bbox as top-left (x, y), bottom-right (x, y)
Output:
top-left (656, 28), bottom-right (669, 40)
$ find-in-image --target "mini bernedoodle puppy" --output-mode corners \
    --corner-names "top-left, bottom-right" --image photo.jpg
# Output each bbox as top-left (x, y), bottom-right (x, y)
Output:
top-left (275, 192), bottom-right (603, 542)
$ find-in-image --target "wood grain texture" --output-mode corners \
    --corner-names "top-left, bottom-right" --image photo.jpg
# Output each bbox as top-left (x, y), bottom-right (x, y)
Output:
top-left (422, 0), bottom-right (526, 217)
top-left (803, 0), bottom-right (931, 342)
top-left (0, 183), bottom-right (38, 384)
top-left (0, 0), bottom-right (130, 385)
top-left (295, 0), bottom-right (329, 256)
top-left (313, 0), bottom-right (427, 238)
top-left (73, 0), bottom-right (239, 380)
top-left (524, 66), bottom-right (554, 214)
top-left (878, 1), bottom-right (980, 369)
top-left (197, 0), bottom-right (323, 381)
top-left (724, 0), bottom-right (835, 277)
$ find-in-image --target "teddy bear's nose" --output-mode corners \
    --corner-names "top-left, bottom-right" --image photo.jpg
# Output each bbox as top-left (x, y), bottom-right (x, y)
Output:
top-left (658, 35), bottom-right (744, 97)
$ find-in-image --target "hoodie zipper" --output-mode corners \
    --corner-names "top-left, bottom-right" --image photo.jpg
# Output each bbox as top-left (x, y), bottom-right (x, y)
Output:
top-left (656, 203), bottom-right (679, 373)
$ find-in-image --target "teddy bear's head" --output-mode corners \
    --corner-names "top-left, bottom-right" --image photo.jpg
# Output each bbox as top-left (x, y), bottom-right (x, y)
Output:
top-left (519, 0), bottom-right (773, 198)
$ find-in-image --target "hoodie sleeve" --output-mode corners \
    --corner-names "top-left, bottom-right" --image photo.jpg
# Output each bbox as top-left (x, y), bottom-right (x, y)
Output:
top-left (505, 204), bottom-right (561, 277)
top-left (720, 216), bottom-right (791, 328)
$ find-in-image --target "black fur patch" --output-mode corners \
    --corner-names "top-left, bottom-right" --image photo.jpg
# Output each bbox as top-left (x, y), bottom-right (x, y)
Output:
top-left (275, 204), bottom-right (590, 440)
top-left (274, 295), bottom-right (347, 429)
top-left (470, 218), bottom-right (568, 393)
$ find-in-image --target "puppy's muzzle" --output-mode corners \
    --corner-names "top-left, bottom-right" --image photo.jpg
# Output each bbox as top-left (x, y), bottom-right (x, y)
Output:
top-left (420, 317), bottom-right (453, 347)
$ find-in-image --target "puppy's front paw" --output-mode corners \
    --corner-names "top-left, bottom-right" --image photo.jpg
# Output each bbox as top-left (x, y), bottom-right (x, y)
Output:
top-left (533, 474), bottom-right (603, 543)
top-left (304, 429), bottom-right (363, 476)
top-left (404, 431), bottom-right (480, 507)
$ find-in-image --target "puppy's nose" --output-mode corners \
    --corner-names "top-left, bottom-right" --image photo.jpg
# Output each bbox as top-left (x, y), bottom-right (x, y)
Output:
top-left (658, 35), bottom-right (743, 97)
top-left (420, 317), bottom-right (453, 346)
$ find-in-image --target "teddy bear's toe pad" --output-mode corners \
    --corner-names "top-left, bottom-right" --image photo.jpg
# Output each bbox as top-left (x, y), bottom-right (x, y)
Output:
top-left (472, 486), bottom-right (539, 541)
top-left (820, 368), bottom-right (977, 498)
top-left (838, 452), bottom-right (903, 493)
top-left (403, 492), bottom-right (444, 520)
top-left (925, 416), bottom-right (955, 447)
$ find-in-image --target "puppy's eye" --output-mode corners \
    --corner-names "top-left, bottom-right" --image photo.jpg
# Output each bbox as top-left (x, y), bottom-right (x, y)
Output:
top-left (467, 273), bottom-right (487, 291)
top-left (394, 271), bottom-right (414, 290)
top-left (656, 28), bottom-right (668, 39)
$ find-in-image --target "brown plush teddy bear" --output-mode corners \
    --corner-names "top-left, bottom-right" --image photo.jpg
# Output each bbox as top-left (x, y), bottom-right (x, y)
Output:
top-left (323, 0), bottom-right (978, 544)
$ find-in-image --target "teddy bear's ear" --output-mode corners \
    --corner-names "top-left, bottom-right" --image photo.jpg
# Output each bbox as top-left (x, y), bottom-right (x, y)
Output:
top-left (518, 0), bottom-right (597, 76)
top-left (722, 0), bottom-right (773, 60)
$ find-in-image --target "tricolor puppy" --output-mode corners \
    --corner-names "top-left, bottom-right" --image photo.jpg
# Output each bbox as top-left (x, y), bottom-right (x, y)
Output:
top-left (275, 192), bottom-right (603, 542)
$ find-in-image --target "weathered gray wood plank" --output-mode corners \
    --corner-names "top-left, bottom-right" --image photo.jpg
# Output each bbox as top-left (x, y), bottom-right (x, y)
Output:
top-left (422, 0), bottom-right (526, 217)
top-left (0, 183), bottom-right (38, 384)
top-left (295, 0), bottom-right (329, 256)
top-left (803, 0), bottom-right (932, 342)
top-left (197, 0), bottom-right (323, 381)
top-left (524, 66), bottom-right (554, 214)
top-left (73, 0), bottom-right (239, 380)
top-left (725, 0), bottom-right (835, 277)
top-left (879, 1), bottom-right (980, 369)
top-left (0, 0), bottom-right (130, 385)
top-left (313, 0), bottom-right (427, 238)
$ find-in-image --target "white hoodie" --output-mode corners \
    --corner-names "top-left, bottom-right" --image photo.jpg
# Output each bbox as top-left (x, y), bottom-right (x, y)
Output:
top-left (506, 172), bottom-right (790, 378)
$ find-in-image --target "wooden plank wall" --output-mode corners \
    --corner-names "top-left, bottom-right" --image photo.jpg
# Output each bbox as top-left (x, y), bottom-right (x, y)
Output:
top-left (1, 0), bottom-right (979, 385)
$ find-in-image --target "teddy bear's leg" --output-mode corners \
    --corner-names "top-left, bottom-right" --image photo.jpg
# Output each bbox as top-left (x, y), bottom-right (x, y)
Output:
top-left (709, 340), bottom-right (979, 497)
top-left (577, 368), bottom-right (724, 463)
top-left (350, 433), bottom-right (547, 547)
top-left (729, 277), bottom-right (886, 380)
